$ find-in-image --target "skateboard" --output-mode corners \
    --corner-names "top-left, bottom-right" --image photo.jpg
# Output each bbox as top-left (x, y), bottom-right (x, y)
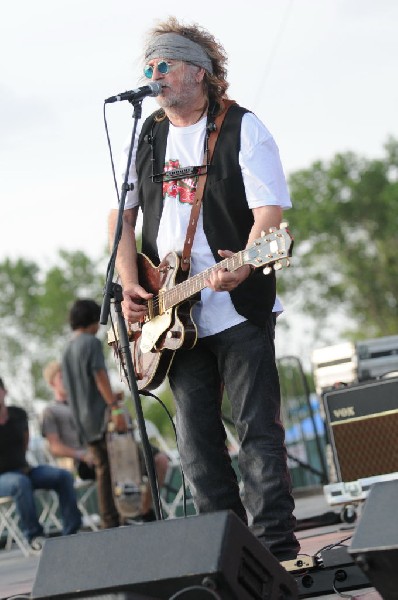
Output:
top-left (106, 412), bottom-right (145, 519)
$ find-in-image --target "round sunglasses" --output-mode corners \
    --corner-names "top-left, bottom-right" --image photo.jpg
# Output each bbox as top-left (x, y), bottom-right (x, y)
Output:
top-left (143, 60), bottom-right (171, 79)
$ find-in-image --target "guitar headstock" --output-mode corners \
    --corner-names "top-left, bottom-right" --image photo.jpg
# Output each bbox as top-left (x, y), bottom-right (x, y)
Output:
top-left (243, 223), bottom-right (294, 274)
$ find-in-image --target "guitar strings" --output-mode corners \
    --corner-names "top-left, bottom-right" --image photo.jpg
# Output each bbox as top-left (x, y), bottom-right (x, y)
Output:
top-left (138, 229), bottom-right (288, 320)
top-left (146, 253), bottom-right (244, 317)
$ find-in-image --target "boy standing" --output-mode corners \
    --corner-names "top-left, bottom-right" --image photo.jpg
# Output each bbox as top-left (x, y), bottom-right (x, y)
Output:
top-left (62, 299), bottom-right (122, 528)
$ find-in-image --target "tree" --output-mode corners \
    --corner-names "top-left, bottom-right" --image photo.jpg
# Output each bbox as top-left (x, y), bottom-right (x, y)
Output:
top-left (280, 137), bottom-right (398, 341)
top-left (0, 250), bottom-right (105, 403)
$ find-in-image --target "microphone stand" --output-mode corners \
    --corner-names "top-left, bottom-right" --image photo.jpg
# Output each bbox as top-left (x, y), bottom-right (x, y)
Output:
top-left (101, 98), bottom-right (162, 521)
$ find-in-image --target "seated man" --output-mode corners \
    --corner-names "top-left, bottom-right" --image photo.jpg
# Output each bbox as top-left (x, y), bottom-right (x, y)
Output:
top-left (0, 376), bottom-right (81, 553)
top-left (42, 360), bottom-right (95, 480)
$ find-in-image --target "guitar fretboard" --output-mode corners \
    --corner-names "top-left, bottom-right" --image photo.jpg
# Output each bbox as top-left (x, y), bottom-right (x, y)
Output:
top-left (143, 225), bottom-right (292, 321)
top-left (149, 251), bottom-right (244, 317)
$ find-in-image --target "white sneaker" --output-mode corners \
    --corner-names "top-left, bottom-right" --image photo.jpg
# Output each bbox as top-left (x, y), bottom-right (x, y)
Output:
top-left (82, 513), bottom-right (100, 528)
top-left (29, 536), bottom-right (46, 554)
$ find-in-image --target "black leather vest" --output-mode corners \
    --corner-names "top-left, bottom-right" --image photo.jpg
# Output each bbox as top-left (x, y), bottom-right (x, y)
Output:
top-left (135, 103), bottom-right (276, 327)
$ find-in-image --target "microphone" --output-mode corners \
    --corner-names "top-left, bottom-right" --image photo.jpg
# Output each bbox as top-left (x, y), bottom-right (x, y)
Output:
top-left (105, 82), bottom-right (162, 104)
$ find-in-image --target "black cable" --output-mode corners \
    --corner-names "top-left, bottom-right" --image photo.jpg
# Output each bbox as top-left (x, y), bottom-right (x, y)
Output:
top-left (103, 102), bottom-right (121, 205)
top-left (101, 99), bottom-right (164, 520)
top-left (103, 103), bottom-right (192, 519)
top-left (314, 534), bottom-right (352, 560)
top-left (142, 389), bottom-right (188, 517)
top-left (102, 102), bottom-right (122, 284)
top-left (103, 99), bottom-right (191, 518)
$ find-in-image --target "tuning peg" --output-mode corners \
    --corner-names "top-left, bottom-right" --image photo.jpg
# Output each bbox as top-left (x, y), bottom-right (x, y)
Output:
top-left (284, 258), bottom-right (291, 268)
top-left (263, 266), bottom-right (273, 275)
top-left (268, 226), bottom-right (277, 233)
top-left (280, 221), bottom-right (288, 229)
top-left (273, 261), bottom-right (283, 271)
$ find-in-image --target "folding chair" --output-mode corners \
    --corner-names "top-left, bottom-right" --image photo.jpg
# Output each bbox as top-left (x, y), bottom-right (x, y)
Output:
top-left (35, 481), bottom-right (100, 532)
top-left (137, 419), bottom-right (175, 456)
top-left (0, 496), bottom-right (31, 556)
top-left (36, 489), bottom-right (63, 533)
top-left (28, 438), bottom-right (100, 532)
top-left (74, 479), bottom-right (100, 531)
top-left (23, 441), bottom-right (62, 534)
top-left (160, 457), bottom-right (196, 519)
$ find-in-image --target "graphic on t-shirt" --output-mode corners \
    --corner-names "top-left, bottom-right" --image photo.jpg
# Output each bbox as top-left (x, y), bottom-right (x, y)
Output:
top-left (163, 159), bottom-right (197, 205)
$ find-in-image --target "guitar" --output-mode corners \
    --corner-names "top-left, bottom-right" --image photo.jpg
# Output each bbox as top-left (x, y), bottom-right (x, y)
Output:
top-left (108, 224), bottom-right (293, 391)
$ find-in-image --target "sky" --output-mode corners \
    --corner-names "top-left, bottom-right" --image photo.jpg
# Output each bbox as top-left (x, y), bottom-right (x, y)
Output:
top-left (1, 0), bottom-right (398, 362)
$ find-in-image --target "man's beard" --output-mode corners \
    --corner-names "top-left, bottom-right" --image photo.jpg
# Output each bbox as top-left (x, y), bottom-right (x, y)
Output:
top-left (157, 69), bottom-right (199, 109)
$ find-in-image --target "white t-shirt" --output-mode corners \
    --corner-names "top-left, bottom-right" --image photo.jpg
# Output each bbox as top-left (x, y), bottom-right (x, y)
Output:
top-left (116, 112), bottom-right (291, 336)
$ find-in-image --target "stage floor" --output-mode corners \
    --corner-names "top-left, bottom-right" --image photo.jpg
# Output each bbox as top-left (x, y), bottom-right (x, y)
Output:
top-left (0, 487), bottom-right (382, 600)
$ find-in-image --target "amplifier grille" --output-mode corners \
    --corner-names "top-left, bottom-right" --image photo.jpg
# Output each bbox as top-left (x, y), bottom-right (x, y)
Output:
top-left (331, 412), bottom-right (398, 481)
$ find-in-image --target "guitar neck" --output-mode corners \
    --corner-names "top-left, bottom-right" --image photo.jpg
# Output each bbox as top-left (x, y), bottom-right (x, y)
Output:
top-left (162, 251), bottom-right (244, 311)
top-left (147, 225), bottom-right (293, 317)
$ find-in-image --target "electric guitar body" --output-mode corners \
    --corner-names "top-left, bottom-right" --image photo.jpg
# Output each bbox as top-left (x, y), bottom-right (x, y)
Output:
top-left (128, 252), bottom-right (198, 391)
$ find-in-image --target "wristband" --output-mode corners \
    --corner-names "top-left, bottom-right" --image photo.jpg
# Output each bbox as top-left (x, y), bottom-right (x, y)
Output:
top-left (111, 408), bottom-right (124, 416)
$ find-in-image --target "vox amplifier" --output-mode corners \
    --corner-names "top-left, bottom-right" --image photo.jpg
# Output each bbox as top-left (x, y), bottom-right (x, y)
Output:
top-left (323, 378), bottom-right (398, 481)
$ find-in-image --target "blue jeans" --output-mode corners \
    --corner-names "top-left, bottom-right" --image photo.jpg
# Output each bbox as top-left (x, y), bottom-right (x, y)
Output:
top-left (168, 318), bottom-right (300, 560)
top-left (0, 465), bottom-right (82, 542)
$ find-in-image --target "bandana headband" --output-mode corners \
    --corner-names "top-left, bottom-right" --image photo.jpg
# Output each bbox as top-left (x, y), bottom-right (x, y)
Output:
top-left (145, 32), bottom-right (213, 74)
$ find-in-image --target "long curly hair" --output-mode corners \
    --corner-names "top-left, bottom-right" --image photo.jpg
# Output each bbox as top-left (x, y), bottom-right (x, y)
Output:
top-left (144, 16), bottom-right (229, 108)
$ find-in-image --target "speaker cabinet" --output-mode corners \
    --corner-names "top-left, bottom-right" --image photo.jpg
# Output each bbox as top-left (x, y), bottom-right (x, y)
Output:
top-left (349, 480), bottom-right (398, 600)
top-left (323, 377), bottom-right (398, 481)
top-left (31, 511), bottom-right (298, 599)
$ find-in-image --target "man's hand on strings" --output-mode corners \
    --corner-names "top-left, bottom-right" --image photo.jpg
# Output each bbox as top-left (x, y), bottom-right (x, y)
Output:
top-left (121, 283), bottom-right (153, 323)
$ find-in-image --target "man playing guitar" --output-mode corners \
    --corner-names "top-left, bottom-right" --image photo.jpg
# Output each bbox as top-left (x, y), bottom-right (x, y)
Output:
top-left (108, 17), bottom-right (299, 562)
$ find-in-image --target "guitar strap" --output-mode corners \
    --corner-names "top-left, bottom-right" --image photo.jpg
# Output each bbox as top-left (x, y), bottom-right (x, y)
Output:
top-left (180, 100), bottom-right (236, 271)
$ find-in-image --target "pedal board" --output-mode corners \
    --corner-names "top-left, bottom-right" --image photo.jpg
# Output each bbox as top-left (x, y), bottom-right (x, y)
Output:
top-left (283, 548), bottom-right (371, 597)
